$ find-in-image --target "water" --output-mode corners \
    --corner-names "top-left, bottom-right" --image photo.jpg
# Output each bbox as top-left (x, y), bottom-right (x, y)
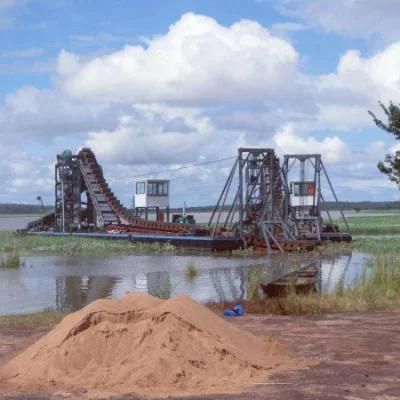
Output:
top-left (0, 215), bottom-right (370, 315)
top-left (0, 215), bottom-right (40, 231)
top-left (0, 251), bottom-right (370, 316)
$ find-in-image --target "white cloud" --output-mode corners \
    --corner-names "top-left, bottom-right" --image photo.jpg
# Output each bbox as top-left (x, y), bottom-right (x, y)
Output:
top-left (58, 13), bottom-right (300, 105)
top-left (0, 11), bottom-right (399, 202)
top-left (341, 178), bottom-right (396, 190)
top-left (319, 44), bottom-right (400, 103)
top-left (271, 124), bottom-right (351, 164)
top-left (0, 144), bottom-right (53, 203)
top-left (315, 42), bottom-right (400, 130)
top-left (84, 103), bottom-right (239, 167)
top-left (275, 0), bottom-right (400, 40)
top-left (0, 86), bottom-right (126, 140)
top-left (270, 22), bottom-right (307, 39)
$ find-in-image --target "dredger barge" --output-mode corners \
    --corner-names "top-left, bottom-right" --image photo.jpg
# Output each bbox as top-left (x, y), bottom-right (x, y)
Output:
top-left (24, 147), bottom-right (351, 253)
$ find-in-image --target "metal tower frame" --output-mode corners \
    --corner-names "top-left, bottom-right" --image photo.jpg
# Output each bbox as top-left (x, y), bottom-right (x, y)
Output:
top-left (282, 154), bottom-right (350, 240)
top-left (55, 152), bottom-right (82, 232)
top-left (209, 148), bottom-right (294, 253)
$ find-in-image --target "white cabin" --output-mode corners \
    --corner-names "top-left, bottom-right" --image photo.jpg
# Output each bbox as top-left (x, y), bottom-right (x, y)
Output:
top-left (134, 179), bottom-right (170, 208)
top-left (290, 181), bottom-right (316, 207)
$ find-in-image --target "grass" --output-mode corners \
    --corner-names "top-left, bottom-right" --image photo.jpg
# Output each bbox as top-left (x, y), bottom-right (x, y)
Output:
top-left (216, 239), bottom-right (400, 315)
top-left (340, 213), bottom-right (400, 235)
top-left (0, 310), bottom-right (64, 327)
top-left (210, 213), bottom-right (400, 316)
top-left (184, 261), bottom-right (199, 281)
top-left (0, 231), bottom-right (178, 256)
top-left (245, 265), bottom-right (264, 301)
top-left (268, 255), bottom-right (400, 315)
top-left (210, 254), bottom-right (400, 316)
top-left (0, 251), bottom-right (22, 268)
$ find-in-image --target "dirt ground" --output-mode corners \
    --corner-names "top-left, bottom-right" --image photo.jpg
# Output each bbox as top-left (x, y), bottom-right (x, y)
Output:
top-left (0, 310), bottom-right (399, 400)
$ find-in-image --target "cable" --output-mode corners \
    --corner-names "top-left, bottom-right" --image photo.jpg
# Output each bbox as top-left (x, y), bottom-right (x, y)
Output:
top-left (128, 155), bottom-right (236, 179)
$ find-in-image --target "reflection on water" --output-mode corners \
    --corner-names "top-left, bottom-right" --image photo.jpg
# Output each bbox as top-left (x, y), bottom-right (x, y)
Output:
top-left (0, 252), bottom-right (370, 315)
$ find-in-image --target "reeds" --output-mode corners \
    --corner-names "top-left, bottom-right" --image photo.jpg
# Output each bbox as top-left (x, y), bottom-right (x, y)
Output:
top-left (245, 265), bottom-right (264, 301)
top-left (184, 261), bottom-right (199, 282)
top-left (0, 251), bottom-right (22, 268)
top-left (0, 309), bottom-right (64, 327)
top-left (227, 254), bottom-right (400, 315)
top-left (0, 231), bottom-right (177, 256)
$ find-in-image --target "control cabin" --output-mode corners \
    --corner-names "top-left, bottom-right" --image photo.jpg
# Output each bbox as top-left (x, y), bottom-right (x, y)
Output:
top-left (290, 181), bottom-right (317, 208)
top-left (134, 179), bottom-right (170, 221)
top-left (289, 180), bottom-right (319, 219)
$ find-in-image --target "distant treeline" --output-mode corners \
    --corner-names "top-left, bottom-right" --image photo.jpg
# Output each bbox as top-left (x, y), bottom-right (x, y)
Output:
top-left (0, 203), bottom-right (53, 214)
top-left (1, 201), bottom-right (400, 215)
top-left (320, 201), bottom-right (400, 211)
top-left (170, 201), bottom-right (400, 213)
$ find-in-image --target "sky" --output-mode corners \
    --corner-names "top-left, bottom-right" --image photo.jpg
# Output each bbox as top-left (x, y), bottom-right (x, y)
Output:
top-left (1, 0), bottom-right (400, 207)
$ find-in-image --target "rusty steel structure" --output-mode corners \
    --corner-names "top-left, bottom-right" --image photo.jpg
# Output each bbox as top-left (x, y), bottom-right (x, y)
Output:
top-left (282, 154), bottom-right (351, 242)
top-left (26, 147), bottom-right (351, 253)
top-left (52, 148), bottom-right (198, 235)
top-left (209, 148), bottom-right (314, 253)
top-left (209, 148), bottom-right (304, 253)
top-left (209, 148), bottom-right (351, 253)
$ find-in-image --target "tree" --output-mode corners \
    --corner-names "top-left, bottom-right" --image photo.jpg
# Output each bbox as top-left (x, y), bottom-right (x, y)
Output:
top-left (369, 101), bottom-right (400, 185)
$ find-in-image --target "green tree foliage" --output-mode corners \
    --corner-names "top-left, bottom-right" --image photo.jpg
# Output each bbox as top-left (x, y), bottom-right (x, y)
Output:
top-left (369, 101), bottom-right (400, 185)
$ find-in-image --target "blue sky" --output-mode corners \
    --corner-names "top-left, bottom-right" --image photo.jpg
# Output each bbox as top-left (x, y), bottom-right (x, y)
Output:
top-left (1, 0), bottom-right (400, 206)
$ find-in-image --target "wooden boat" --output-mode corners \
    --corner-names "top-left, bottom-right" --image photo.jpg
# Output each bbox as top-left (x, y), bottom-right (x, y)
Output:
top-left (261, 264), bottom-right (319, 297)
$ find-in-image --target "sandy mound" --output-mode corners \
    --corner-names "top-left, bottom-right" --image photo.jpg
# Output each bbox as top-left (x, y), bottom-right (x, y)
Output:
top-left (0, 293), bottom-right (307, 396)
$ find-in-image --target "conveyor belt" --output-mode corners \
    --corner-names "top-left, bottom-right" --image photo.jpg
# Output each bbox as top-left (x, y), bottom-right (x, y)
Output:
top-left (78, 148), bottom-right (193, 235)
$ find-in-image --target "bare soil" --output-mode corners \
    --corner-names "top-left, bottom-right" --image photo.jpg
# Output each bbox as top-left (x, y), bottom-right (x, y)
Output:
top-left (1, 310), bottom-right (399, 400)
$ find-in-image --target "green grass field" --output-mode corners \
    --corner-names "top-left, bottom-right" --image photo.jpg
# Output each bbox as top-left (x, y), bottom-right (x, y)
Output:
top-left (344, 213), bottom-right (400, 235)
top-left (0, 231), bottom-right (177, 257)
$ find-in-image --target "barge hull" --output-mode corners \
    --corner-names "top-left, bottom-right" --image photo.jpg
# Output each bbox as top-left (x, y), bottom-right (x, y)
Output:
top-left (26, 232), bottom-right (243, 251)
top-left (320, 232), bottom-right (352, 242)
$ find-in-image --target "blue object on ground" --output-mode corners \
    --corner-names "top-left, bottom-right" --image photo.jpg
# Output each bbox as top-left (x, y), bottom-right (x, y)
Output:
top-left (223, 304), bottom-right (245, 317)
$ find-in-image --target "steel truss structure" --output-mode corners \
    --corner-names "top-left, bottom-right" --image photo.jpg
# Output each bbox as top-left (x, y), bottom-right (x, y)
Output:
top-left (282, 154), bottom-right (350, 240)
top-left (53, 148), bottom-right (195, 235)
top-left (31, 147), bottom-right (350, 253)
top-left (55, 152), bottom-right (82, 232)
top-left (209, 148), bottom-right (294, 253)
top-left (209, 149), bottom-right (351, 253)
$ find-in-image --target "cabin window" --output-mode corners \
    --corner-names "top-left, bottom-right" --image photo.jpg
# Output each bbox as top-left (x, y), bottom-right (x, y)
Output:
top-left (136, 182), bottom-right (145, 195)
top-left (292, 182), bottom-right (315, 196)
top-left (148, 182), bottom-right (168, 196)
top-left (162, 182), bottom-right (169, 195)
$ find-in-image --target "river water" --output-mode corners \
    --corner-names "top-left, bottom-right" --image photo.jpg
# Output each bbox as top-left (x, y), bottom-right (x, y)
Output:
top-left (0, 251), bottom-right (370, 316)
top-left (0, 215), bottom-right (39, 231)
top-left (0, 215), bottom-right (371, 315)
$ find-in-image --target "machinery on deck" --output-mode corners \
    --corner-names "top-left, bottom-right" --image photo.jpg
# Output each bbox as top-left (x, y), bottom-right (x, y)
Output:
top-left (26, 147), bottom-right (351, 253)
top-left (209, 148), bottom-right (315, 253)
top-left (282, 154), bottom-right (351, 242)
top-left (209, 148), bottom-right (351, 252)
top-left (31, 148), bottom-right (198, 236)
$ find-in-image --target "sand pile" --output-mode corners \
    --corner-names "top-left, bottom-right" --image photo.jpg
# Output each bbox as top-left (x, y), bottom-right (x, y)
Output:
top-left (0, 294), bottom-right (306, 396)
